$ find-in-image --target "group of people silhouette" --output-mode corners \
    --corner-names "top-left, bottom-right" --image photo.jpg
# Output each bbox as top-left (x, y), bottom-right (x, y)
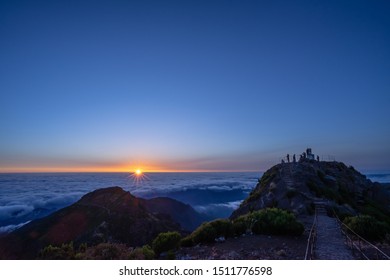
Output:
top-left (282, 149), bottom-right (320, 164)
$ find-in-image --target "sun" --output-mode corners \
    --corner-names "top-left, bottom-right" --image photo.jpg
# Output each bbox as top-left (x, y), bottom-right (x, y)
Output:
top-left (129, 168), bottom-right (148, 185)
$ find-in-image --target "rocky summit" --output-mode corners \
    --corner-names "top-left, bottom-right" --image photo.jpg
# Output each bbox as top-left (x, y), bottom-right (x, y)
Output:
top-left (0, 187), bottom-right (207, 259)
top-left (231, 159), bottom-right (390, 219)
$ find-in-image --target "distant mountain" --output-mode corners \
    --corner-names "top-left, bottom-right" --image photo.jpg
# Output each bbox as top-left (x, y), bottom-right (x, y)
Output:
top-left (0, 187), bottom-right (208, 259)
top-left (231, 160), bottom-right (390, 219)
top-left (143, 197), bottom-right (209, 231)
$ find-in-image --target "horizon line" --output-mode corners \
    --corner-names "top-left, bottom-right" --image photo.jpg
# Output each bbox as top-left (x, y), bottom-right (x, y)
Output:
top-left (0, 169), bottom-right (262, 174)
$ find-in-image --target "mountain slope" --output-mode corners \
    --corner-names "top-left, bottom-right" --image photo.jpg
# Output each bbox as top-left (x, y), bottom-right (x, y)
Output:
top-left (231, 160), bottom-right (390, 219)
top-left (0, 187), bottom-right (206, 259)
top-left (143, 197), bottom-right (209, 231)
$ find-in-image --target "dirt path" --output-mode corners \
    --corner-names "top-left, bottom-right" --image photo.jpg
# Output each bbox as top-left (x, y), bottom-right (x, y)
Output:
top-left (314, 210), bottom-right (354, 259)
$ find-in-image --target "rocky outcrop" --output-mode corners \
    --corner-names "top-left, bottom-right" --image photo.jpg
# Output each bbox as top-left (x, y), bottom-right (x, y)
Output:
top-left (231, 160), bottom-right (389, 219)
top-left (0, 187), bottom-right (207, 259)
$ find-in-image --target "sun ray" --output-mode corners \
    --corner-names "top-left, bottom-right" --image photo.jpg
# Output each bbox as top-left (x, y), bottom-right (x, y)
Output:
top-left (128, 168), bottom-right (150, 186)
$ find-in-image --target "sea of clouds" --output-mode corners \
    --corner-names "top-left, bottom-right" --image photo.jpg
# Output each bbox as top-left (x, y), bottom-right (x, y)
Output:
top-left (0, 172), bottom-right (260, 233)
top-left (1, 171), bottom-right (388, 234)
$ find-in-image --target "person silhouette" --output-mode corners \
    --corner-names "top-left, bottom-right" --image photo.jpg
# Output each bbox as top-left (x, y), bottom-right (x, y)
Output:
top-left (287, 154), bottom-right (290, 163)
top-left (293, 154), bottom-right (296, 163)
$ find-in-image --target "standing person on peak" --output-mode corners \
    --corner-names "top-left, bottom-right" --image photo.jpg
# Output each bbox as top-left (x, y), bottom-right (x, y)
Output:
top-left (293, 154), bottom-right (296, 163)
top-left (287, 154), bottom-right (290, 163)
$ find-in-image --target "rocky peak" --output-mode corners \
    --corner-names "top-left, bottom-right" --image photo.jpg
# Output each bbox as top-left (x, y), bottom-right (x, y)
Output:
top-left (230, 160), bottom-right (387, 219)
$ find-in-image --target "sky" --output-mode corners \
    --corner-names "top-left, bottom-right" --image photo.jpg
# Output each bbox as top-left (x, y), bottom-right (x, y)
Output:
top-left (0, 0), bottom-right (389, 172)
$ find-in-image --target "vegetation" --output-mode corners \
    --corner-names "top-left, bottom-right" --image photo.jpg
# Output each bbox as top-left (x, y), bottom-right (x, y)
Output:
top-left (152, 231), bottom-right (181, 256)
top-left (244, 208), bottom-right (304, 236)
top-left (359, 199), bottom-right (390, 225)
top-left (182, 209), bottom-right (303, 247)
top-left (82, 243), bottom-right (132, 260)
top-left (38, 242), bottom-right (76, 260)
top-left (231, 216), bottom-right (247, 236)
top-left (129, 245), bottom-right (155, 260)
top-left (39, 242), bottom-right (156, 260)
top-left (246, 169), bottom-right (277, 203)
top-left (306, 179), bottom-right (343, 203)
top-left (181, 219), bottom-right (233, 246)
top-left (343, 215), bottom-right (389, 241)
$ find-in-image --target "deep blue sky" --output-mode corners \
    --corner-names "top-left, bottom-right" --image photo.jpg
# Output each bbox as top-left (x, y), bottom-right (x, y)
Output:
top-left (1, 0), bottom-right (389, 172)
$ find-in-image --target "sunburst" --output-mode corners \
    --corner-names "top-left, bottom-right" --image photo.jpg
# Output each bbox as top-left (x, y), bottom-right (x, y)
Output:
top-left (129, 168), bottom-right (149, 185)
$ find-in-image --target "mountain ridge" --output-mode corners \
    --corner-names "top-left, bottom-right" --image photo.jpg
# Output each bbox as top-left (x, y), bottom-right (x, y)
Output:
top-left (0, 186), bottom-right (208, 259)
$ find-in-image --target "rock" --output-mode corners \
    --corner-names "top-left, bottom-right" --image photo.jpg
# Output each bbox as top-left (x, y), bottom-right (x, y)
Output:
top-left (215, 236), bottom-right (226, 243)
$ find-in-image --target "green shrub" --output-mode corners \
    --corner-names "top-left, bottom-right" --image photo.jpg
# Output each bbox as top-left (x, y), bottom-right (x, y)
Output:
top-left (246, 170), bottom-right (276, 203)
top-left (38, 242), bottom-right (75, 260)
top-left (208, 219), bottom-right (233, 237)
top-left (360, 200), bottom-right (390, 225)
top-left (233, 208), bottom-right (304, 236)
top-left (343, 215), bottom-right (388, 241)
top-left (152, 231), bottom-right (181, 256)
top-left (232, 216), bottom-right (247, 236)
top-left (182, 209), bottom-right (304, 247)
top-left (181, 219), bottom-right (233, 245)
top-left (180, 235), bottom-right (194, 247)
top-left (83, 243), bottom-right (131, 260)
top-left (249, 208), bottom-right (304, 236)
top-left (191, 222), bottom-right (217, 244)
top-left (129, 245), bottom-right (155, 260)
top-left (166, 250), bottom-right (176, 260)
top-left (141, 245), bottom-right (155, 260)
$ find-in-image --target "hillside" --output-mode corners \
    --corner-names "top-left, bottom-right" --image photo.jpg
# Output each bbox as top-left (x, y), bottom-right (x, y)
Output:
top-left (231, 159), bottom-right (390, 220)
top-left (0, 187), bottom-right (207, 259)
top-left (143, 197), bottom-right (208, 231)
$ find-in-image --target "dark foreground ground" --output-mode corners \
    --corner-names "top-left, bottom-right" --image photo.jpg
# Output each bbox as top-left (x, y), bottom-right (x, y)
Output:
top-left (176, 215), bottom-right (390, 260)
top-left (177, 233), bottom-right (308, 260)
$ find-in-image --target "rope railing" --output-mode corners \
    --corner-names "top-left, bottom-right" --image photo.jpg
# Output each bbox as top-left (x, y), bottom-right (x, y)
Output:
top-left (332, 210), bottom-right (390, 260)
top-left (304, 208), bottom-right (318, 260)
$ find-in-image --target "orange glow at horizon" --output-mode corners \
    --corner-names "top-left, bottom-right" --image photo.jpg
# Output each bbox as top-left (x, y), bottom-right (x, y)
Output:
top-left (0, 162), bottom-right (257, 173)
top-left (0, 166), bottom-right (252, 173)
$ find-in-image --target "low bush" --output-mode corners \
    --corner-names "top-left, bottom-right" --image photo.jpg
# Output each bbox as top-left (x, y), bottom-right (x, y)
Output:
top-left (152, 231), bottom-right (181, 256)
top-left (183, 209), bottom-right (304, 247)
top-left (38, 242), bottom-right (75, 260)
top-left (232, 208), bottom-right (304, 236)
top-left (129, 245), bottom-right (155, 260)
top-left (249, 208), bottom-right (304, 236)
top-left (181, 219), bottom-right (233, 245)
top-left (82, 243), bottom-right (131, 260)
top-left (190, 222), bottom-right (218, 244)
top-left (231, 216), bottom-right (247, 236)
top-left (343, 215), bottom-right (389, 241)
top-left (180, 235), bottom-right (194, 247)
top-left (208, 219), bottom-right (233, 237)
